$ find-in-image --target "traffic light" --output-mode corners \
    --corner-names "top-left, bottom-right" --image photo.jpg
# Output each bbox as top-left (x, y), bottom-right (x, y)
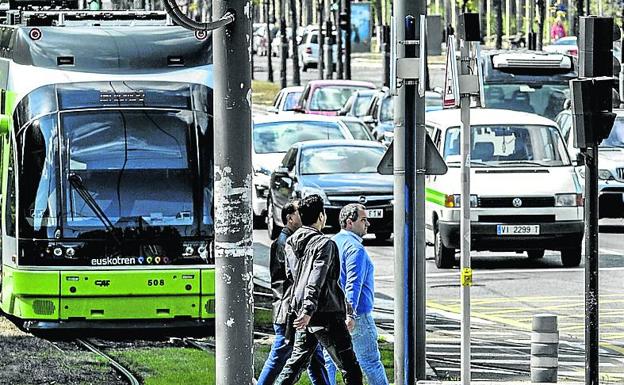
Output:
top-left (570, 77), bottom-right (617, 149)
top-left (578, 17), bottom-right (621, 77)
top-left (338, 12), bottom-right (349, 30)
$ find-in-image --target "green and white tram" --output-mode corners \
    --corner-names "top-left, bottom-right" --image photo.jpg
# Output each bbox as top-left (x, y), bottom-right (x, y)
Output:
top-left (0, 10), bottom-right (215, 331)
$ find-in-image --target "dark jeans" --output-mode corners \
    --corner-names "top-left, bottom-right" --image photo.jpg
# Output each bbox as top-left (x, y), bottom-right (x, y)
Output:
top-left (257, 323), bottom-right (329, 385)
top-left (275, 321), bottom-right (363, 385)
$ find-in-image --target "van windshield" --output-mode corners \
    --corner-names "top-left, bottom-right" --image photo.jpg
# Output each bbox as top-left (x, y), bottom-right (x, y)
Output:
top-left (444, 124), bottom-right (571, 167)
top-left (483, 84), bottom-right (570, 120)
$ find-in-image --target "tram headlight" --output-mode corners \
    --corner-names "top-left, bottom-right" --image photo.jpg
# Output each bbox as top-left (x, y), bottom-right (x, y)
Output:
top-left (184, 246), bottom-right (195, 256)
top-left (53, 247), bottom-right (63, 257)
top-left (66, 247), bottom-right (76, 258)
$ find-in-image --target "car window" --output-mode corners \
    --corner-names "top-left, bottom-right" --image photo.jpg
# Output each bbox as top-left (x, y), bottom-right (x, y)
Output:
top-left (272, 91), bottom-right (282, 108)
top-left (310, 33), bottom-right (318, 44)
top-left (300, 146), bottom-right (385, 174)
top-left (253, 121), bottom-right (346, 153)
top-left (309, 86), bottom-right (369, 111)
top-left (443, 124), bottom-right (571, 166)
top-left (281, 148), bottom-right (296, 168)
top-left (283, 92), bottom-right (302, 111)
top-left (601, 117), bottom-right (624, 148)
top-left (483, 84), bottom-right (569, 120)
top-left (354, 94), bottom-right (374, 117)
top-left (380, 96), bottom-right (393, 122)
top-left (342, 120), bottom-right (374, 140)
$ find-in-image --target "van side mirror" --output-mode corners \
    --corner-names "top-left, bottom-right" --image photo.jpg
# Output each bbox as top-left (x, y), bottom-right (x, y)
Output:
top-left (0, 114), bottom-right (9, 135)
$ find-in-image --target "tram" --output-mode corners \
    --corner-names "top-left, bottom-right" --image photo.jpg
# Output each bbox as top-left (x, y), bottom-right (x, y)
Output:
top-left (0, 9), bottom-right (215, 331)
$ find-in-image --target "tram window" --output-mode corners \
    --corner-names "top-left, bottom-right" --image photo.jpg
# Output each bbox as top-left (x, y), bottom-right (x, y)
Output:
top-left (5, 141), bottom-right (15, 237)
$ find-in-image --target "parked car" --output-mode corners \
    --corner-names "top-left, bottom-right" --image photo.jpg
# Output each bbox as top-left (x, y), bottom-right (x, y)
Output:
top-left (425, 108), bottom-right (584, 268)
top-left (268, 86), bottom-right (304, 114)
top-left (480, 50), bottom-right (576, 121)
top-left (294, 79), bottom-right (376, 116)
top-left (298, 27), bottom-right (339, 71)
top-left (337, 89), bottom-right (376, 118)
top-left (361, 87), bottom-right (442, 144)
top-left (337, 116), bottom-right (376, 141)
top-left (555, 107), bottom-right (624, 218)
top-left (267, 140), bottom-right (393, 239)
top-left (252, 115), bottom-right (372, 226)
top-left (544, 36), bottom-right (578, 56)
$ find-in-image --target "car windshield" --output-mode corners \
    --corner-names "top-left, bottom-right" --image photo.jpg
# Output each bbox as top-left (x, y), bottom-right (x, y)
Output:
top-left (555, 38), bottom-right (576, 45)
top-left (283, 91), bottom-right (302, 111)
top-left (300, 146), bottom-right (385, 174)
top-left (342, 120), bottom-right (374, 140)
top-left (443, 124), bottom-right (571, 167)
top-left (483, 84), bottom-right (570, 120)
top-left (353, 94), bottom-right (374, 117)
top-left (253, 121), bottom-right (346, 153)
top-left (601, 117), bottom-right (624, 148)
top-left (310, 86), bottom-right (370, 111)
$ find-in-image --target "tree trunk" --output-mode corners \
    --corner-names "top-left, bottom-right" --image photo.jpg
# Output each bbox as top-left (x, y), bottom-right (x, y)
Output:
top-left (480, 0), bottom-right (487, 41)
top-left (495, 0), bottom-right (503, 49)
top-left (291, 0), bottom-right (301, 84)
top-left (536, 0), bottom-right (545, 50)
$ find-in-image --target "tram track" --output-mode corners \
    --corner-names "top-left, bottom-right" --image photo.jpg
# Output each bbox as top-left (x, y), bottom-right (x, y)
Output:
top-left (76, 338), bottom-right (141, 385)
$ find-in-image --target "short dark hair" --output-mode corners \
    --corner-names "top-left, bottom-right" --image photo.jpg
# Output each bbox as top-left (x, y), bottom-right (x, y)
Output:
top-left (281, 200), bottom-right (298, 224)
top-left (339, 203), bottom-right (365, 229)
top-left (298, 194), bottom-right (325, 226)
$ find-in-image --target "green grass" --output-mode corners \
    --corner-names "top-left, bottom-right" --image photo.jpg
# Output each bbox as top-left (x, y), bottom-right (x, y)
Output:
top-left (252, 80), bottom-right (280, 106)
top-left (113, 347), bottom-right (214, 385)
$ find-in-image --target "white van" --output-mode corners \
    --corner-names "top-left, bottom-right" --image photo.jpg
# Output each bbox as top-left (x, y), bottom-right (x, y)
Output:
top-left (425, 109), bottom-right (584, 268)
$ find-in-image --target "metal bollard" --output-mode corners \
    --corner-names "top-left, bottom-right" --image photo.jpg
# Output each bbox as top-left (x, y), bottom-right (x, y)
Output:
top-left (531, 314), bottom-right (559, 383)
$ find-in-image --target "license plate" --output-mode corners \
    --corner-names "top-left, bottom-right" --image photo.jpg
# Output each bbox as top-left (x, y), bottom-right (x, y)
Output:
top-left (366, 209), bottom-right (384, 219)
top-left (497, 225), bottom-right (540, 235)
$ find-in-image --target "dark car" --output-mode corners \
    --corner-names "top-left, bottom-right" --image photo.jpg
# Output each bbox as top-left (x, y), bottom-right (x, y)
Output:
top-left (266, 140), bottom-right (393, 240)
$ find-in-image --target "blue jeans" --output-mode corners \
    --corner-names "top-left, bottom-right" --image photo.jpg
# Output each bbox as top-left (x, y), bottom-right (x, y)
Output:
top-left (325, 313), bottom-right (389, 385)
top-left (257, 323), bottom-right (330, 385)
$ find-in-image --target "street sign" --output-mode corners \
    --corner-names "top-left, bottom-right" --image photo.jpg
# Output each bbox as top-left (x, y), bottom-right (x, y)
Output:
top-left (443, 35), bottom-right (459, 108)
top-left (377, 135), bottom-right (448, 175)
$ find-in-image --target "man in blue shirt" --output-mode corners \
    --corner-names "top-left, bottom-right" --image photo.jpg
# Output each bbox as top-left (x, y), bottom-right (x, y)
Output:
top-left (325, 203), bottom-right (389, 385)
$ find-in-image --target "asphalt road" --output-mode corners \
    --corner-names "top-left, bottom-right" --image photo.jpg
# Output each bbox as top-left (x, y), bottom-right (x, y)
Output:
top-left (252, 223), bottom-right (624, 382)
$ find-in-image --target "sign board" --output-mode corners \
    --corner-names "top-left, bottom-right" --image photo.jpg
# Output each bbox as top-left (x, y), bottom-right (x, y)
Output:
top-left (351, 2), bottom-right (372, 53)
top-left (443, 35), bottom-right (460, 108)
top-left (377, 135), bottom-right (448, 175)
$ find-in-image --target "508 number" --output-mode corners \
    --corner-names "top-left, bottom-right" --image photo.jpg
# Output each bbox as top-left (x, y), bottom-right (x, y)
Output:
top-left (147, 279), bottom-right (165, 286)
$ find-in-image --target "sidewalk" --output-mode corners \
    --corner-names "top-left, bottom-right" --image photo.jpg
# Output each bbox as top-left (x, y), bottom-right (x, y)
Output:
top-left (417, 382), bottom-right (583, 385)
top-left (352, 51), bottom-right (446, 65)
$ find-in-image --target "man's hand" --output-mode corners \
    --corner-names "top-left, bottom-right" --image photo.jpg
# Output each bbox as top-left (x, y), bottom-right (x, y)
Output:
top-left (294, 313), bottom-right (311, 330)
top-left (346, 317), bottom-right (355, 333)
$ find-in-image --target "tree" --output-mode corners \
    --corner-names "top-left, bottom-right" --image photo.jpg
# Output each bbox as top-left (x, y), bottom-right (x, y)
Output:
top-left (495, 0), bottom-right (503, 49)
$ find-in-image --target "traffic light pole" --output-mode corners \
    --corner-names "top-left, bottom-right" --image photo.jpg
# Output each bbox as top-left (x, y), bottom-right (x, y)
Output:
top-left (583, 144), bottom-right (600, 385)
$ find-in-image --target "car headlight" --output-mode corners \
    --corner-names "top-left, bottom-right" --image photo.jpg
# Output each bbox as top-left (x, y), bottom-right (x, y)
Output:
top-left (300, 186), bottom-right (330, 205)
top-left (555, 193), bottom-right (583, 207)
top-left (598, 169), bottom-right (615, 180)
top-left (444, 194), bottom-right (478, 208)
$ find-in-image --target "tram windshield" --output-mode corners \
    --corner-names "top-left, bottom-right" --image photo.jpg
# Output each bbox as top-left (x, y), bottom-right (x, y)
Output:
top-left (18, 109), bottom-right (213, 240)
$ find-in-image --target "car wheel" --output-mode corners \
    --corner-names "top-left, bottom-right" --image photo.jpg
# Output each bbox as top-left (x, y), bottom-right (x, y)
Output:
top-left (527, 249), bottom-right (545, 260)
top-left (561, 247), bottom-right (582, 267)
top-left (434, 227), bottom-right (455, 269)
top-left (375, 232), bottom-right (392, 241)
top-left (267, 195), bottom-right (282, 240)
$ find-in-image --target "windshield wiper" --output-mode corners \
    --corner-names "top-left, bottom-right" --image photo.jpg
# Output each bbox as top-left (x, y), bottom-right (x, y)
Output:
top-left (68, 173), bottom-right (123, 247)
top-left (498, 160), bottom-right (546, 166)
top-left (446, 160), bottom-right (495, 167)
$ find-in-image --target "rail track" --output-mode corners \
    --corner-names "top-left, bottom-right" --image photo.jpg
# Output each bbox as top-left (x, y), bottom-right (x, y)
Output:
top-left (76, 339), bottom-right (141, 385)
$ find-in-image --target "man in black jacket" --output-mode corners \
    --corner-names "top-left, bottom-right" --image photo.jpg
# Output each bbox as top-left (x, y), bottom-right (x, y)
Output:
top-left (275, 195), bottom-right (363, 385)
top-left (257, 200), bottom-right (329, 385)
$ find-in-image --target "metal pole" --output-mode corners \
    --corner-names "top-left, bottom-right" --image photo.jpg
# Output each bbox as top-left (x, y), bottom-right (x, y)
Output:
top-left (392, 14), bottom-right (407, 385)
top-left (290, 0), bottom-right (301, 85)
top-left (345, 0), bottom-right (352, 79)
top-left (404, 17), bottom-right (417, 384)
top-left (266, 0), bottom-right (274, 82)
top-left (213, 0), bottom-right (254, 383)
top-left (325, 0), bottom-right (334, 79)
top-left (280, 0), bottom-right (288, 88)
top-left (459, 39), bottom-right (472, 385)
top-left (319, 0), bottom-right (325, 79)
top-left (585, 0), bottom-right (590, 18)
top-left (383, 24), bottom-right (391, 86)
top-left (337, 1), bottom-right (344, 79)
top-left (584, 144), bottom-right (600, 385)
